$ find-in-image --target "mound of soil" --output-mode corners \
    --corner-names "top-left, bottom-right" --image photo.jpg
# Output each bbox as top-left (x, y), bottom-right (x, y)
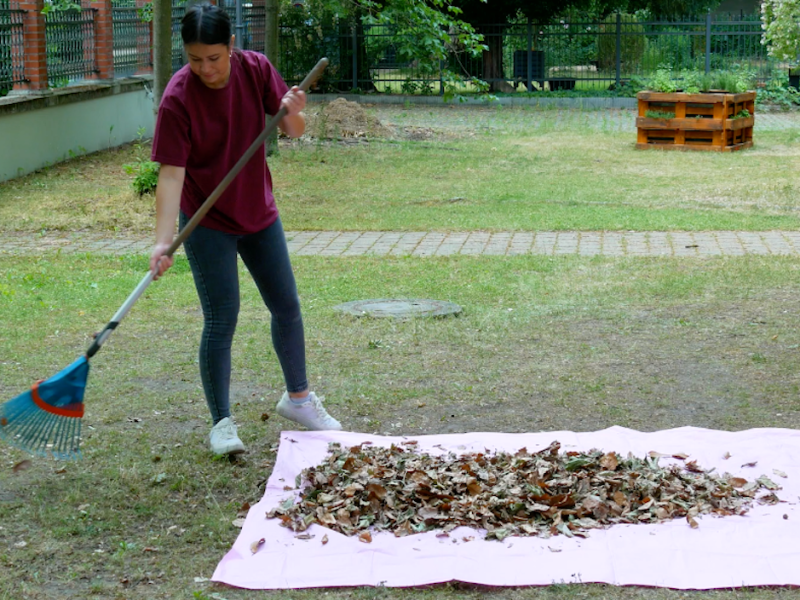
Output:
top-left (306, 98), bottom-right (392, 139)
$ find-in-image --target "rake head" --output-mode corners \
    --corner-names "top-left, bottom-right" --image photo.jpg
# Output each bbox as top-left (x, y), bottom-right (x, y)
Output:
top-left (0, 356), bottom-right (89, 460)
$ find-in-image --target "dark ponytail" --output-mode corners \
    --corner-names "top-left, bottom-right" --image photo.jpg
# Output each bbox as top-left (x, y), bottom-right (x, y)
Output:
top-left (181, 2), bottom-right (232, 46)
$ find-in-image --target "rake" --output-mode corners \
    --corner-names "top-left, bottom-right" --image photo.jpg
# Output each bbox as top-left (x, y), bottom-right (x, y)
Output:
top-left (0, 58), bottom-right (329, 460)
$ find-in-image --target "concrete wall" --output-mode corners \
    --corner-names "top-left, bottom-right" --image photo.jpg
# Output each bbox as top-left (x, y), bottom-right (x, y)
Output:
top-left (0, 77), bottom-right (155, 182)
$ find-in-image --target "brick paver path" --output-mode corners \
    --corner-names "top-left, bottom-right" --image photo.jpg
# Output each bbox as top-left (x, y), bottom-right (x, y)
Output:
top-left (3, 230), bottom-right (800, 257)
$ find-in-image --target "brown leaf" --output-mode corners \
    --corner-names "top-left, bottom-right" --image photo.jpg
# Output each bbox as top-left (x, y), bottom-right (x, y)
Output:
top-left (599, 452), bottom-right (618, 471)
top-left (741, 461), bottom-right (758, 468)
top-left (684, 460), bottom-right (704, 473)
top-left (316, 508), bottom-right (337, 525)
top-left (366, 483), bottom-right (387, 499)
top-left (757, 493), bottom-right (780, 505)
top-left (322, 534), bottom-right (329, 545)
top-left (250, 538), bottom-right (265, 554)
top-left (260, 413), bottom-right (270, 421)
top-left (410, 471), bottom-right (430, 485)
top-left (12, 460), bottom-right (32, 474)
top-left (654, 507), bottom-right (670, 520)
top-left (358, 531), bottom-right (372, 544)
top-left (648, 451), bottom-right (669, 459)
top-left (686, 515), bottom-right (699, 529)
top-left (729, 477), bottom-right (748, 488)
top-left (467, 479), bottom-right (482, 495)
top-left (672, 453), bottom-right (689, 460)
top-left (0, 417), bottom-right (7, 427)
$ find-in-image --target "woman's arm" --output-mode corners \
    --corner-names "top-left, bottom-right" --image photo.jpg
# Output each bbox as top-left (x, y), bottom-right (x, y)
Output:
top-left (278, 86), bottom-right (306, 138)
top-left (149, 164), bottom-right (186, 279)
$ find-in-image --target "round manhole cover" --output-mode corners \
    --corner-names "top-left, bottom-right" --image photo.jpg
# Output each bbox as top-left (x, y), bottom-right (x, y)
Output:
top-left (333, 299), bottom-right (462, 319)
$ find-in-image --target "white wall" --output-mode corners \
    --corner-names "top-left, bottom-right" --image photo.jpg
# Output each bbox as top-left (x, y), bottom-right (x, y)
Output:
top-left (0, 85), bottom-right (155, 182)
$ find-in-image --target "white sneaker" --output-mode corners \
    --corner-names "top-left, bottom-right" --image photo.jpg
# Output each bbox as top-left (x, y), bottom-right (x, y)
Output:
top-left (276, 392), bottom-right (342, 431)
top-left (209, 417), bottom-right (246, 456)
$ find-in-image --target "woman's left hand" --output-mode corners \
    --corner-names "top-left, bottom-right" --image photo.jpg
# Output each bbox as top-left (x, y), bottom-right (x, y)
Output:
top-left (281, 86), bottom-right (306, 116)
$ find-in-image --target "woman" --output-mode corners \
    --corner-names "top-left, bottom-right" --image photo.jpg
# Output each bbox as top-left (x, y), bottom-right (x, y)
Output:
top-left (149, 2), bottom-right (341, 456)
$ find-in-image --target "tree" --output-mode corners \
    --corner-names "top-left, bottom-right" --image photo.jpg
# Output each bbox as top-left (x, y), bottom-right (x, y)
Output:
top-left (621, 0), bottom-right (722, 18)
top-left (282, 0), bottom-right (486, 91)
top-left (761, 0), bottom-right (800, 72)
top-left (152, 0), bottom-right (172, 112)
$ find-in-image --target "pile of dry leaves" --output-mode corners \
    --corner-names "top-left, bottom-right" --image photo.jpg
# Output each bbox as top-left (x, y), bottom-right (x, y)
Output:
top-left (266, 441), bottom-right (781, 541)
top-left (304, 98), bottom-right (392, 139)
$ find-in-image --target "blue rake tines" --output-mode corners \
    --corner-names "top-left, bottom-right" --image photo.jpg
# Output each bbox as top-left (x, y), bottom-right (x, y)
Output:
top-left (0, 357), bottom-right (89, 460)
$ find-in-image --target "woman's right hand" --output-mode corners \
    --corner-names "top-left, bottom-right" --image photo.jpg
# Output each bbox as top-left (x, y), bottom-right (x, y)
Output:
top-left (150, 242), bottom-right (174, 280)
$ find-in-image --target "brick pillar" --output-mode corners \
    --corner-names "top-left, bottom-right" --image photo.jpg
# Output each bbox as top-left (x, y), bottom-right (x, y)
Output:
top-left (135, 0), bottom-right (153, 74)
top-left (12, 0), bottom-right (48, 91)
top-left (89, 0), bottom-right (114, 79)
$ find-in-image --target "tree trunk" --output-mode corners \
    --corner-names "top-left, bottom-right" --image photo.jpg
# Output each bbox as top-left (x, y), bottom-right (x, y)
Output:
top-left (264, 0), bottom-right (278, 66)
top-left (481, 28), bottom-right (513, 93)
top-left (152, 0), bottom-right (173, 114)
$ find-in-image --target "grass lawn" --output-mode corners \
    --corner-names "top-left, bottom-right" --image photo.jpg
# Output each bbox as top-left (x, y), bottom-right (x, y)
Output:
top-left (1, 106), bottom-right (799, 233)
top-left (1, 104), bottom-right (800, 599)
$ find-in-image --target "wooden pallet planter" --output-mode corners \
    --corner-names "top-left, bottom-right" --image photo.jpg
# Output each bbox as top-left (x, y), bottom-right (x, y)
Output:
top-left (636, 91), bottom-right (755, 152)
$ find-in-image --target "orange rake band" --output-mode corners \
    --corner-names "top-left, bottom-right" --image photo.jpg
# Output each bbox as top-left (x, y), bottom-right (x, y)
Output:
top-left (31, 380), bottom-right (85, 419)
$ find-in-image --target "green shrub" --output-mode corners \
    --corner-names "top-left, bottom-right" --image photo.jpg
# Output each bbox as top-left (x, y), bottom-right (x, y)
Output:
top-left (125, 161), bottom-right (160, 196)
top-left (647, 66), bottom-right (678, 92)
top-left (680, 69), bottom-right (701, 94)
top-left (756, 71), bottom-right (800, 108)
top-left (597, 13), bottom-right (645, 71)
top-left (123, 126), bottom-right (159, 196)
top-left (641, 31), bottom-right (695, 71)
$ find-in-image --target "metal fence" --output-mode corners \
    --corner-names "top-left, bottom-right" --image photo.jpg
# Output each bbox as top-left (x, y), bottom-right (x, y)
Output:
top-left (0, 7), bottom-right (25, 93)
top-left (112, 5), bottom-right (151, 77)
top-left (45, 8), bottom-right (97, 86)
top-left (278, 13), bottom-right (773, 93)
top-left (1, 8), bottom-right (777, 95)
top-left (170, 2), bottom-right (184, 72)
top-left (240, 4), bottom-right (265, 54)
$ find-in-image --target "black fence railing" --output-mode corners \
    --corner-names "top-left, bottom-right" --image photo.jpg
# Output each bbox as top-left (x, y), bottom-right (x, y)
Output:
top-left (0, 8), bottom-right (25, 93)
top-left (112, 6), bottom-right (151, 77)
top-left (45, 8), bottom-right (97, 86)
top-left (170, 3), bottom-right (185, 72)
top-left (278, 13), bottom-right (774, 93)
top-left (241, 4), bottom-right (266, 54)
top-left (3, 9), bottom-right (781, 95)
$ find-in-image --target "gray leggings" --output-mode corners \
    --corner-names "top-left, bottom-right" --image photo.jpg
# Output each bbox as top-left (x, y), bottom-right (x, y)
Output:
top-left (180, 213), bottom-right (307, 424)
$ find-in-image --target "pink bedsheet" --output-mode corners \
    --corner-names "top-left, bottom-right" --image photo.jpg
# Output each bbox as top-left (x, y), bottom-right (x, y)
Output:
top-left (212, 427), bottom-right (800, 589)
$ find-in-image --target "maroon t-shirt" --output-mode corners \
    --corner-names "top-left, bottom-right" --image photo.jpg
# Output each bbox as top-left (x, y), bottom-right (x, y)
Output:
top-left (151, 50), bottom-right (289, 234)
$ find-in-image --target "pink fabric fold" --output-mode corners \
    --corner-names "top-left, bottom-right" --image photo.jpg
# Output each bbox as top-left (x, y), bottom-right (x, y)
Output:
top-left (212, 427), bottom-right (800, 589)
